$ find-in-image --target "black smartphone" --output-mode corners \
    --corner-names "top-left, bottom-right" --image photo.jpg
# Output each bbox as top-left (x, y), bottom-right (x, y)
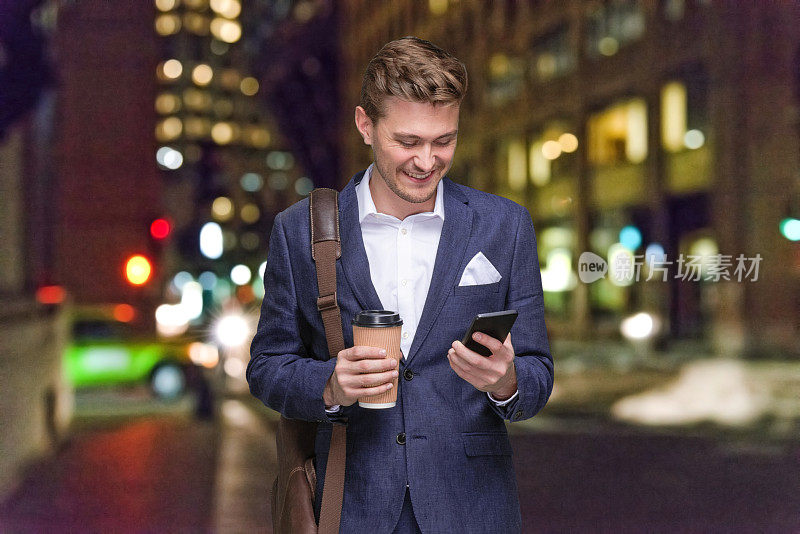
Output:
top-left (461, 310), bottom-right (518, 357)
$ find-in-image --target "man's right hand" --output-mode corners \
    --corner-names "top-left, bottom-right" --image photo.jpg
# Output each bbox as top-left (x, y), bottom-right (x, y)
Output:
top-left (323, 346), bottom-right (399, 407)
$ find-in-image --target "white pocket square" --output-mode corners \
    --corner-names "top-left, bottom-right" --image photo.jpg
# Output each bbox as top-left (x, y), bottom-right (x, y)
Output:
top-left (459, 252), bottom-right (502, 286)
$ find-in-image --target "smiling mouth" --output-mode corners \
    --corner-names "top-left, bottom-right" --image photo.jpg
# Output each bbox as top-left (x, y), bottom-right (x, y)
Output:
top-left (403, 170), bottom-right (434, 180)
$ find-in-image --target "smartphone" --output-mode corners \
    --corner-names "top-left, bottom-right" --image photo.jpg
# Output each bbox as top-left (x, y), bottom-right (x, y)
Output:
top-left (461, 310), bottom-right (518, 357)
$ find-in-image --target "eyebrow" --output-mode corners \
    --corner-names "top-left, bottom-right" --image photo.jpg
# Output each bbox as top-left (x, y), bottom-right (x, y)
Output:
top-left (394, 130), bottom-right (458, 141)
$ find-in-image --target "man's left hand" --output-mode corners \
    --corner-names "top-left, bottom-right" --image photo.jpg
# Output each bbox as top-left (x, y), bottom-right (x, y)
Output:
top-left (447, 332), bottom-right (517, 400)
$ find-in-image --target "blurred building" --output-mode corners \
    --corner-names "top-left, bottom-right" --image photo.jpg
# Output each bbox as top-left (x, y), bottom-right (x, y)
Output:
top-left (0, 0), bottom-right (71, 497)
top-left (53, 1), bottom-right (163, 319)
top-left (42, 0), bottom-right (316, 333)
top-left (339, 0), bottom-right (800, 358)
top-left (150, 0), bottom-right (314, 322)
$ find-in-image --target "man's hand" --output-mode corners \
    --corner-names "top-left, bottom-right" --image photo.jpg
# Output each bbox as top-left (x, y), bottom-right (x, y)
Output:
top-left (447, 332), bottom-right (517, 400)
top-left (323, 346), bottom-right (399, 407)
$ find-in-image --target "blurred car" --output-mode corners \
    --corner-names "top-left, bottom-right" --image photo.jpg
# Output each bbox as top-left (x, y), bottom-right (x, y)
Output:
top-left (64, 305), bottom-right (218, 399)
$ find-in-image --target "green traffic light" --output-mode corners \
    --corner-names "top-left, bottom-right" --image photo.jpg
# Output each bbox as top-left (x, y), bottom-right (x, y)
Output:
top-left (779, 218), bottom-right (800, 241)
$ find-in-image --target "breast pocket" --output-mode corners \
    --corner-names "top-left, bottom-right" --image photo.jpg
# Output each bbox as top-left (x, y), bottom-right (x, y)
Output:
top-left (452, 281), bottom-right (501, 296)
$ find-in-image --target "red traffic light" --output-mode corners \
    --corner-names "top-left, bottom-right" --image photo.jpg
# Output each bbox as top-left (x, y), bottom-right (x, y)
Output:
top-left (150, 218), bottom-right (171, 240)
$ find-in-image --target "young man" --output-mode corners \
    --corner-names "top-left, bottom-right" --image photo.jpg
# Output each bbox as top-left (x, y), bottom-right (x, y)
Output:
top-left (248, 36), bottom-right (553, 533)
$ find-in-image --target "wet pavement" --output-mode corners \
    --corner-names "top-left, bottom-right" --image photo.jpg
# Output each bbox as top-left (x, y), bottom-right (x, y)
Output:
top-left (0, 412), bottom-right (217, 532)
top-left (512, 423), bottom-right (800, 532)
top-left (1, 383), bottom-right (799, 533)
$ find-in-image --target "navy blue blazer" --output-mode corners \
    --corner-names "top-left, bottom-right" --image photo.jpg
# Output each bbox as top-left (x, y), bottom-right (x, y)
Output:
top-left (248, 171), bottom-right (553, 533)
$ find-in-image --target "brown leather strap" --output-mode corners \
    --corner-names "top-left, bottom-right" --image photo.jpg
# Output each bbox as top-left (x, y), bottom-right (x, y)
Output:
top-left (310, 188), bottom-right (346, 534)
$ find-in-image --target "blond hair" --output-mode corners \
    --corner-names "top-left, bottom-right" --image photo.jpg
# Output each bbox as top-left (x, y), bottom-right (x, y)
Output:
top-left (360, 36), bottom-right (468, 123)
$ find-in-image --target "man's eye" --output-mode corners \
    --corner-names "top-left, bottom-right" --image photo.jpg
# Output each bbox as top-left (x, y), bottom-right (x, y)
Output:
top-left (435, 139), bottom-right (454, 146)
top-left (400, 141), bottom-right (416, 148)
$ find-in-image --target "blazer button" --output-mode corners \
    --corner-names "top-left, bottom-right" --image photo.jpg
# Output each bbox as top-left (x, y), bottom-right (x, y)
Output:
top-left (514, 410), bottom-right (524, 419)
top-left (403, 369), bottom-right (414, 381)
top-left (396, 432), bottom-right (406, 445)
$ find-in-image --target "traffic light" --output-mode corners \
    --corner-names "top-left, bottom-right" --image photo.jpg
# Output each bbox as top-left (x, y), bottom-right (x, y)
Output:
top-left (125, 254), bottom-right (153, 286)
top-left (150, 218), bottom-right (172, 240)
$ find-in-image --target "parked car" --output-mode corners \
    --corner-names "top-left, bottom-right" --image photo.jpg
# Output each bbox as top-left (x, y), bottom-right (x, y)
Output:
top-left (64, 305), bottom-right (218, 400)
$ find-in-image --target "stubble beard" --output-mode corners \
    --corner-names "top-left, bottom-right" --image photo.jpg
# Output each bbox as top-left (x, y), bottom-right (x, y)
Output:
top-left (377, 164), bottom-right (439, 205)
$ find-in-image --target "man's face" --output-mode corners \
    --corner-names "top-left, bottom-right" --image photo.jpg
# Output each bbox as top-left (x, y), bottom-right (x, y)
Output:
top-left (356, 96), bottom-right (459, 218)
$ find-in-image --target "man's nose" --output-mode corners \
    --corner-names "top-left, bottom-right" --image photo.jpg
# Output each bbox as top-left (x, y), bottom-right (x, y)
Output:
top-left (413, 145), bottom-right (436, 172)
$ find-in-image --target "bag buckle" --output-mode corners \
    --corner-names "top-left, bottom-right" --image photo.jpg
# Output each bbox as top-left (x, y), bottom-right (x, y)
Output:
top-left (317, 292), bottom-right (337, 312)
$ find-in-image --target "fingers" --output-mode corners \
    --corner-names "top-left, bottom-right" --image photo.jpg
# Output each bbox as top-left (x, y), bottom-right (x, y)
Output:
top-left (339, 345), bottom-right (391, 361)
top-left (447, 347), bottom-right (478, 380)
top-left (472, 331), bottom-right (505, 354)
top-left (451, 340), bottom-right (490, 369)
top-left (352, 382), bottom-right (394, 398)
top-left (337, 367), bottom-right (398, 400)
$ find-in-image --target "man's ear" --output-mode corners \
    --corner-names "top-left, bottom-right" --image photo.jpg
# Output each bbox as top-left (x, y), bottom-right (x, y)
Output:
top-left (354, 106), bottom-right (373, 146)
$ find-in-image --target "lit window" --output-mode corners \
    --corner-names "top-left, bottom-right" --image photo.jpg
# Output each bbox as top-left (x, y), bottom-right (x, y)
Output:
top-left (210, 0), bottom-right (241, 19)
top-left (487, 54), bottom-right (525, 107)
top-left (240, 77), bottom-right (259, 96)
top-left (585, 0), bottom-right (645, 58)
top-left (507, 140), bottom-right (527, 191)
top-left (155, 14), bottom-right (181, 35)
top-left (155, 0), bottom-right (179, 12)
top-left (156, 117), bottom-right (183, 141)
top-left (529, 123), bottom-right (580, 185)
top-left (158, 59), bottom-right (183, 81)
top-left (429, 0), bottom-right (447, 15)
top-left (192, 64), bottom-right (214, 86)
top-left (588, 98), bottom-right (648, 165)
top-left (155, 93), bottom-right (181, 114)
top-left (211, 122), bottom-right (237, 144)
top-left (531, 25), bottom-right (575, 82)
top-left (661, 82), bottom-right (687, 152)
top-left (210, 17), bottom-right (241, 43)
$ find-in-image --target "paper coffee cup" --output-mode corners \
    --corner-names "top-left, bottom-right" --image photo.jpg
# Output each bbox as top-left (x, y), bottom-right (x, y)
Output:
top-left (352, 310), bottom-right (403, 409)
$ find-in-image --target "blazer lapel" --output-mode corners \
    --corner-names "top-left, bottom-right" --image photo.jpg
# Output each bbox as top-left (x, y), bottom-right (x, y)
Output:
top-left (406, 178), bottom-right (473, 364)
top-left (338, 172), bottom-right (384, 312)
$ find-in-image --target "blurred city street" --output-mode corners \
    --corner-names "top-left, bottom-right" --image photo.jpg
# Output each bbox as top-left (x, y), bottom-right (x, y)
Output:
top-left (2, 1), bottom-right (799, 533)
top-left (3, 348), bottom-right (800, 532)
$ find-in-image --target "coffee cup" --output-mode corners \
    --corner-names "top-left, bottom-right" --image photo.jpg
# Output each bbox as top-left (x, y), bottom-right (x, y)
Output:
top-left (352, 310), bottom-right (403, 409)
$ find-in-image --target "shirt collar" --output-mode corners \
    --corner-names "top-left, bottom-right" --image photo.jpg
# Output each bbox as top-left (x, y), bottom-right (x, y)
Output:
top-left (357, 163), bottom-right (445, 223)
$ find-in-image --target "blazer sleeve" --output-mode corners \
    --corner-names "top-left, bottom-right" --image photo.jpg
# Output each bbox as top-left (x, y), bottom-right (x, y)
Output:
top-left (247, 211), bottom-right (339, 422)
top-left (488, 206), bottom-right (554, 422)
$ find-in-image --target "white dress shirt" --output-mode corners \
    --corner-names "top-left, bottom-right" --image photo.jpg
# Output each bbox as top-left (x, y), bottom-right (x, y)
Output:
top-left (357, 164), bottom-right (445, 359)
top-left (323, 165), bottom-right (517, 412)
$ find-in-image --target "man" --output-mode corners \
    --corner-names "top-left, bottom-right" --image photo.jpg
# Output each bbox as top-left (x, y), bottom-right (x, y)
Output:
top-left (248, 36), bottom-right (553, 533)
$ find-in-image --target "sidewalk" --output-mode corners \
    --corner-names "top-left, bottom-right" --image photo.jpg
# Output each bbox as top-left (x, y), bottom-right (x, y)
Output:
top-left (211, 396), bottom-right (278, 533)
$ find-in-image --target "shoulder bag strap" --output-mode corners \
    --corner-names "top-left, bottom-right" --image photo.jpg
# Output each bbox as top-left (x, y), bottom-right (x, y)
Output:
top-left (309, 188), bottom-right (346, 534)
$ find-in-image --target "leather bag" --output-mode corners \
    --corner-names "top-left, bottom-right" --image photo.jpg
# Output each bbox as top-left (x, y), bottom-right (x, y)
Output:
top-left (270, 188), bottom-right (347, 534)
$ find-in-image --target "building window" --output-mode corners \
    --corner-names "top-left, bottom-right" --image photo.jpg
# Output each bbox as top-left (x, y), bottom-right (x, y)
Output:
top-left (585, 0), bottom-right (645, 58)
top-left (661, 65), bottom-right (708, 153)
top-left (530, 121), bottom-right (579, 186)
top-left (588, 98), bottom-right (648, 166)
top-left (487, 53), bottom-right (525, 107)
top-left (531, 25), bottom-right (575, 83)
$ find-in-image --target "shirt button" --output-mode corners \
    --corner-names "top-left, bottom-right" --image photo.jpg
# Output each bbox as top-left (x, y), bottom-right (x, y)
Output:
top-left (401, 228), bottom-right (407, 235)
top-left (514, 410), bottom-right (524, 419)
top-left (403, 369), bottom-right (413, 381)
top-left (401, 279), bottom-right (407, 286)
top-left (396, 432), bottom-right (406, 445)
top-left (403, 332), bottom-right (409, 339)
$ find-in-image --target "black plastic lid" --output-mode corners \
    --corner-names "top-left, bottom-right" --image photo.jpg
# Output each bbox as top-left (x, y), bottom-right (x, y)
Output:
top-left (352, 310), bottom-right (403, 327)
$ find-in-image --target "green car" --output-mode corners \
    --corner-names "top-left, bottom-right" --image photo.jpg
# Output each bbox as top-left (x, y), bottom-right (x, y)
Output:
top-left (65, 307), bottom-right (216, 399)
